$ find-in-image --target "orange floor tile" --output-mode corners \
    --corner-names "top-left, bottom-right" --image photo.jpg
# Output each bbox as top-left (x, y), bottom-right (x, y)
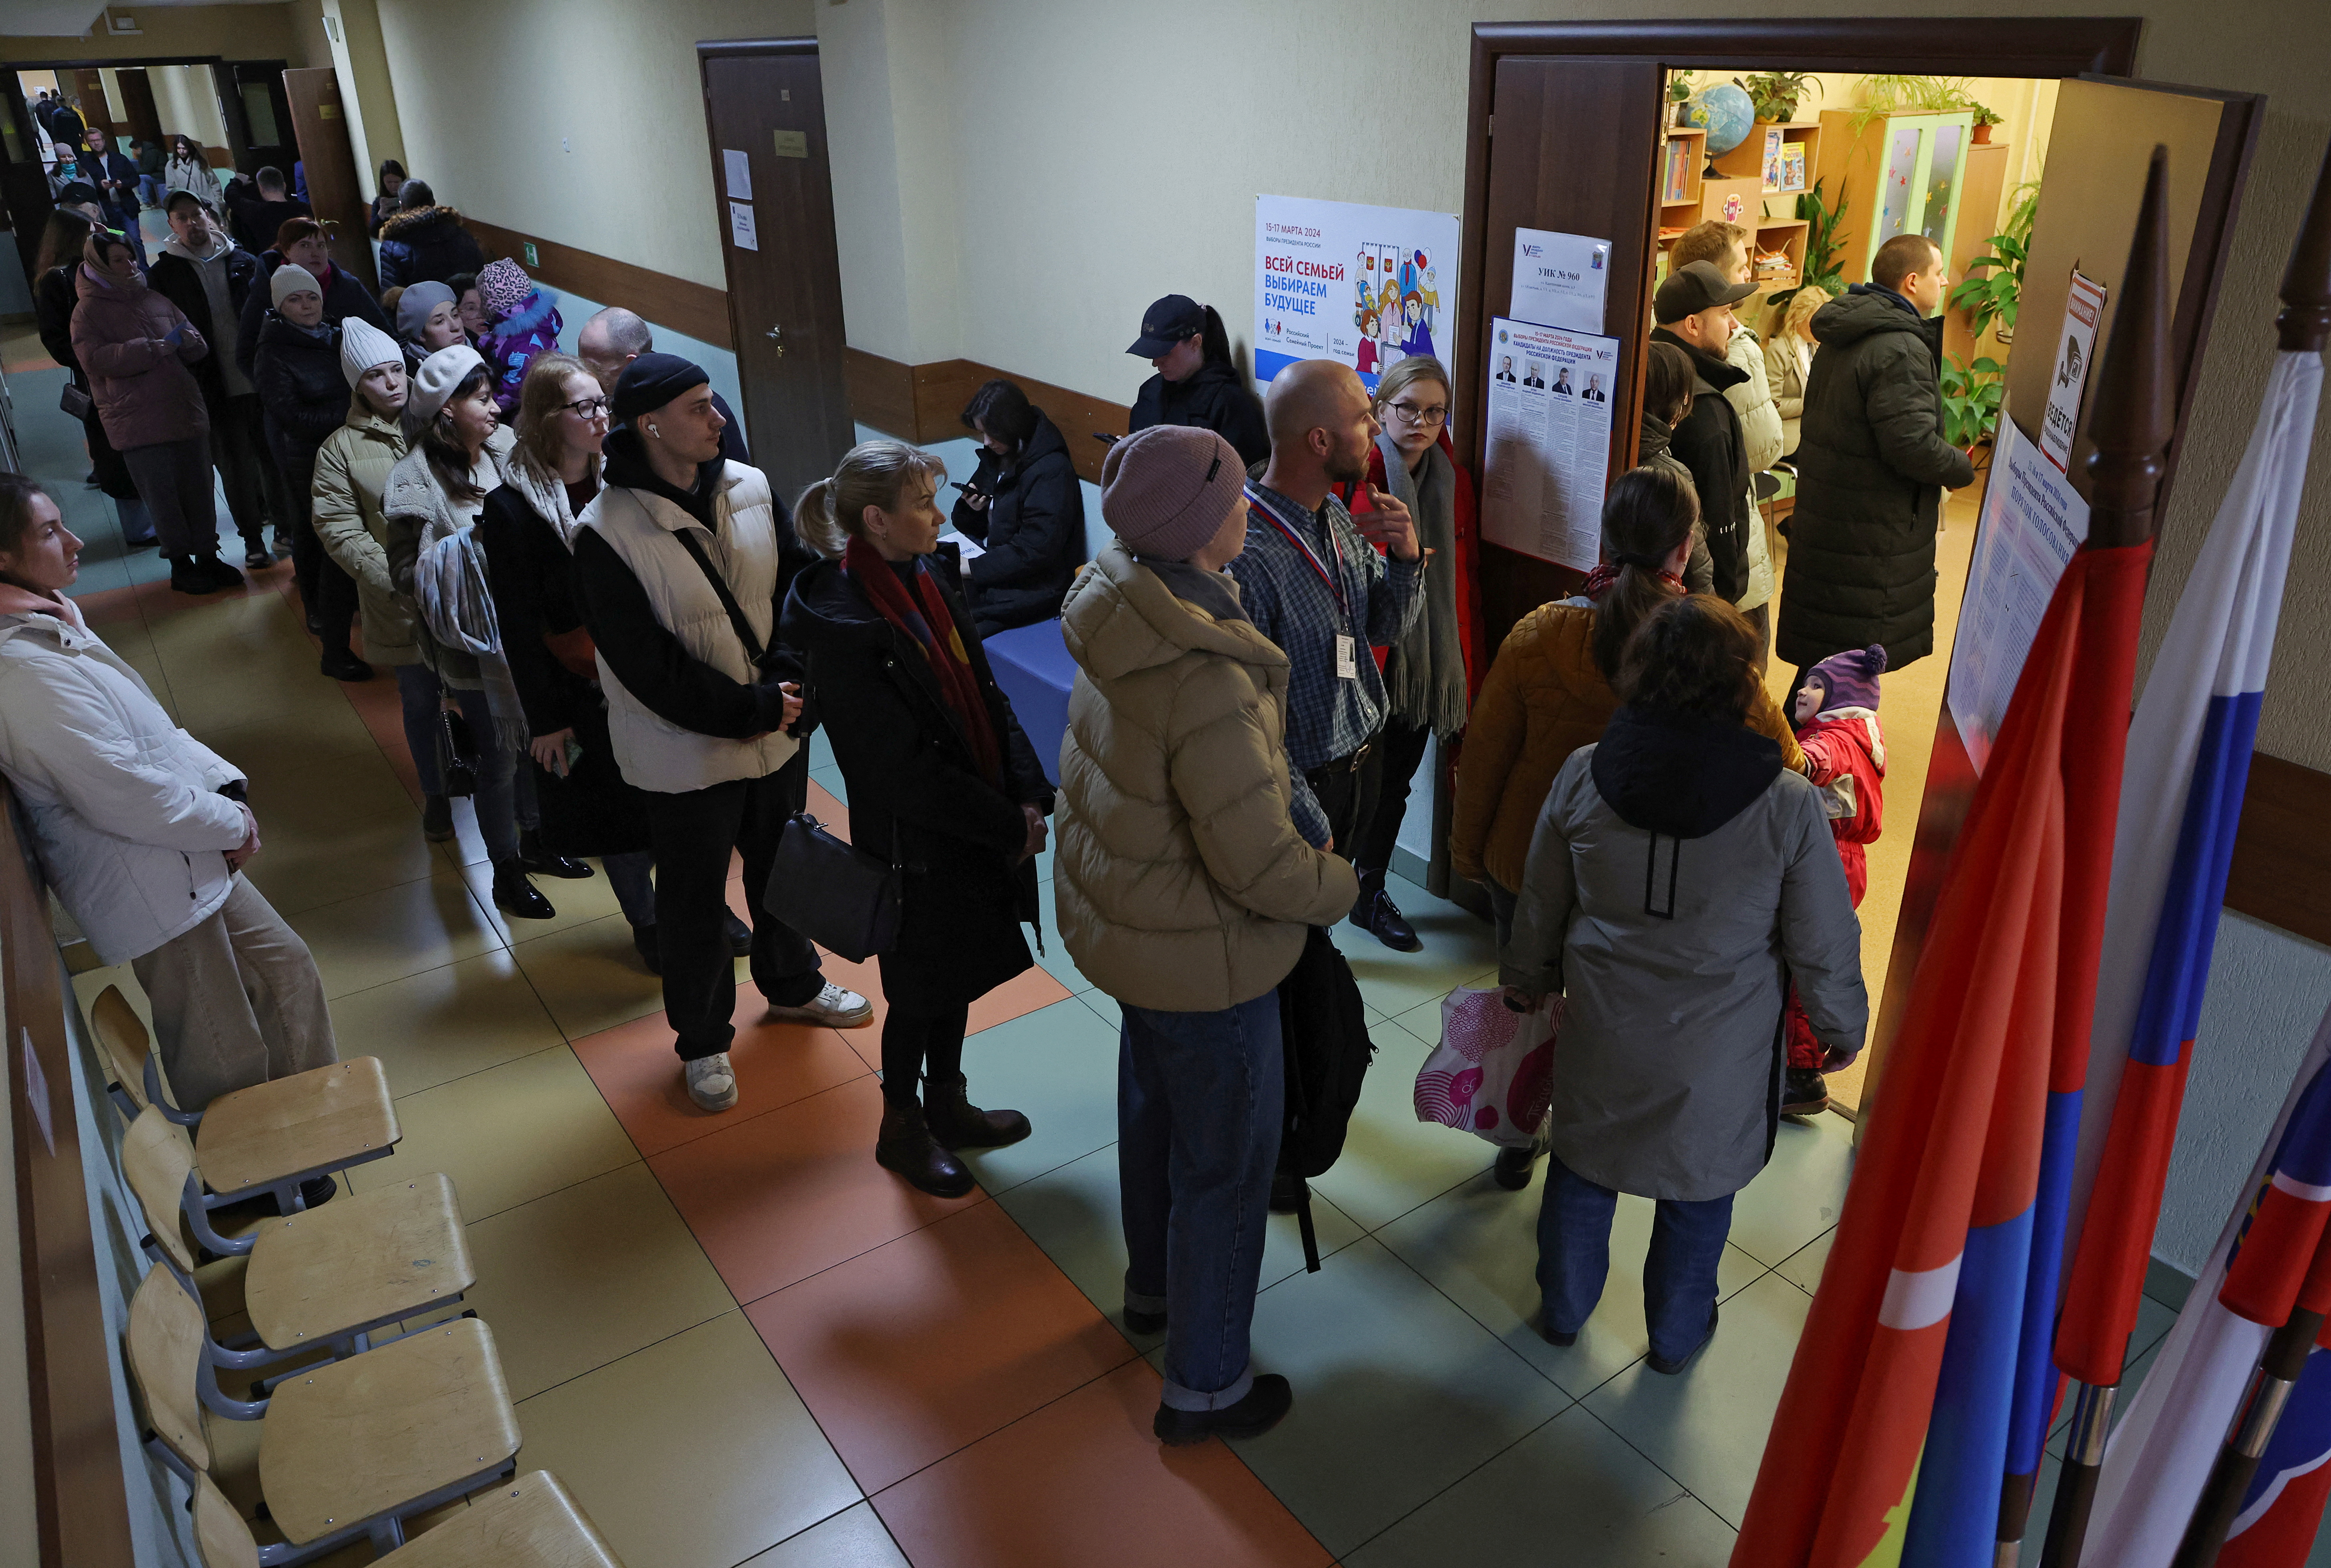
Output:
top-left (649, 1074), bottom-right (984, 1301)
top-left (570, 1002), bottom-right (875, 1158)
top-left (870, 1361), bottom-right (1335, 1568)
top-left (746, 1199), bottom-right (1139, 1492)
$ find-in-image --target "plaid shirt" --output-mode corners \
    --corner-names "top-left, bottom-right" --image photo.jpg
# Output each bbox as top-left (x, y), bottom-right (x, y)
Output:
top-left (1230, 482), bottom-right (1426, 844)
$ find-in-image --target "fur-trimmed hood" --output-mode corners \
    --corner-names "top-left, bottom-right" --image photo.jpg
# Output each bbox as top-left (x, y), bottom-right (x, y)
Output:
top-left (378, 204), bottom-right (469, 243)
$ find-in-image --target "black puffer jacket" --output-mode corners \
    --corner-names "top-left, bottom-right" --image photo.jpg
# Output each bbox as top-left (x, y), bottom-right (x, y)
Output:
top-left (250, 312), bottom-right (346, 476)
top-left (1650, 325), bottom-right (1752, 602)
top-left (949, 409), bottom-right (1086, 635)
top-left (236, 255), bottom-right (388, 382)
top-left (1129, 359), bottom-right (1270, 468)
top-left (779, 547), bottom-right (1054, 1014)
top-left (1778, 285), bottom-right (1976, 670)
top-left (376, 205), bottom-right (488, 290)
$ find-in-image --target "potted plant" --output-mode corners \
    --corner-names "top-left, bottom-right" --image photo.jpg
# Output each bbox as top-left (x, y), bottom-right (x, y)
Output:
top-left (1970, 103), bottom-right (2004, 143)
top-left (1940, 354), bottom-right (2005, 454)
top-left (1668, 70), bottom-right (1699, 126)
top-left (1949, 178), bottom-right (2040, 344)
top-left (1736, 71), bottom-right (1821, 125)
top-left (1769, 177), bottom-right (1849, 316)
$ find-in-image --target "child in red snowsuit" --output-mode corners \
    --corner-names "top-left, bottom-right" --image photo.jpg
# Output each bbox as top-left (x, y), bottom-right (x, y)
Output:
top-left (1782, 645), bottom-right (1887, 1116)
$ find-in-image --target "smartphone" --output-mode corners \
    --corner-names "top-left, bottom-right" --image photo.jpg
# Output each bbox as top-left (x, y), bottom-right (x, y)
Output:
top-left (563, 735), bottom-right (584, 771)
top-left (1093, 432), bottom-right (1119, 446)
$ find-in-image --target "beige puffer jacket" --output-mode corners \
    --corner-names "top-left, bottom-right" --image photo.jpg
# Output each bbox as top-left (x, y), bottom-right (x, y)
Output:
top-left (1056, 545), bottom-right (1359, 1012)
top-left (311, 395), bottom-right (416, 665)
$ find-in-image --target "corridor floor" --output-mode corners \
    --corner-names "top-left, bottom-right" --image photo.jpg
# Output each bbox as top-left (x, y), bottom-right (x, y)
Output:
top-left (5, 323), bottom-right (2196, 1568)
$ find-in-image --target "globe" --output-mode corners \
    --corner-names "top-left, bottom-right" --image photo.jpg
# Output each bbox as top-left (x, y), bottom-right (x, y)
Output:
top-left (1695, 84), bottom-right (1757, 157)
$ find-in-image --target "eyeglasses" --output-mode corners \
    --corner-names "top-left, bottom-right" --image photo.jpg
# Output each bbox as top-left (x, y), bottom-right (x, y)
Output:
top-left (1385, 400), bottom-right (1448, 426)
top-left (559, 395), bottom-right (612, 419)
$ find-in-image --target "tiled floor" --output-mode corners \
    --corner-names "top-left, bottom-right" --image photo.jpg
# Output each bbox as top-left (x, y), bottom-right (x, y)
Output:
top-left (9, 318), bottom-right (2198, 1567)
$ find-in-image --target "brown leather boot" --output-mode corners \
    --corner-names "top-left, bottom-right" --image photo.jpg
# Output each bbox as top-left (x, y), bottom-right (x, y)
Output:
top-left (876, 1098), bottom-right (975, 1198)
top-left (922, 1073), bottom-right (1031, 1150)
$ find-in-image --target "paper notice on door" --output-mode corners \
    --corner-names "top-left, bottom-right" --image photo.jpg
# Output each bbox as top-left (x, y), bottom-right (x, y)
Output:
top-left (722, 148), bottom-right (752, 201)
top-left (728, 201), bottom-right (758, 252)
top-left (1509, 228), bottom-right (1612, 334)
top-left (2039, 269), bottom-right (2107, 473)
top-left (1478, 316), bottom-right (1618, 571)
top-left (1946, 419), bottom-right (2092, 770)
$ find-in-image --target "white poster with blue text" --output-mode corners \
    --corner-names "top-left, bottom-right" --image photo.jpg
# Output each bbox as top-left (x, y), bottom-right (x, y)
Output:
top-left (1255, 195), bottom-right (1461, 393)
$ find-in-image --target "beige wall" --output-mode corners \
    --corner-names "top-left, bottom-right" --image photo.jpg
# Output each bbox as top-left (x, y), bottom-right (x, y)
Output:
top-left (323, 0), bottom-right (404, 200)
top-left (147, 62), bottom-right (230, 156)
top-left (372, 0), bottom-right (817, 292)
top-left (0, 4), bottom-right (326, 66)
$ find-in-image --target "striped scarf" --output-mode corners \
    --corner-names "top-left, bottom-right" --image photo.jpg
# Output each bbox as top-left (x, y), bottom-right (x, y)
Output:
top-left (842, 538), bottom-right (1002, 786)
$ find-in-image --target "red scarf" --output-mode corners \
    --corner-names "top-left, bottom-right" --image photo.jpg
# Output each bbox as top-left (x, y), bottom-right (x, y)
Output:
top-left (843, 538), bottom-right (1002, 785)
top-left (1580, 562), bottom-right (1688, 600)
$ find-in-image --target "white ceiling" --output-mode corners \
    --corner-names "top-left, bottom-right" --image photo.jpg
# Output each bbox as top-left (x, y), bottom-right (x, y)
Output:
top-left (2, 0), bottom-right (290, 36)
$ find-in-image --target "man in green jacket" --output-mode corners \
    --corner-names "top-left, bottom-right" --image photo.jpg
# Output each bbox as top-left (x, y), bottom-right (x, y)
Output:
top-left (1777, 233), bottom-right (1975, 679)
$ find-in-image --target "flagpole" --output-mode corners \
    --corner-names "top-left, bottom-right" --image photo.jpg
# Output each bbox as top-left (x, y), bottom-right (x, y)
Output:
top-left (2170, 1308), bottom-right (2329, 1567)
top-left (2029, 142), bottom-right (2178, 1568)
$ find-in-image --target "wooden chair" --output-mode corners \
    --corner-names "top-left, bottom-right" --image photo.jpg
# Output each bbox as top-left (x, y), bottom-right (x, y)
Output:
top-left (89, 983), bottom-right (399, 1213)
top-left (127, 1264), bottom-right (522, 1564)
top-left (121, 1106), bottom-right (475, 1407)
top-left (186, 1468), bottom-right (626, 1568)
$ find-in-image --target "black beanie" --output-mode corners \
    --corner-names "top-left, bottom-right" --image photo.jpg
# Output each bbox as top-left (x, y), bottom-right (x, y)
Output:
top-left (611, 352), bottom-right (710, 424)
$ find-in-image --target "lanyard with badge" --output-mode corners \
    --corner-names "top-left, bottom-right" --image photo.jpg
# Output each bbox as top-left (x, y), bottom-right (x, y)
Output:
top-left (1245, 485), bottom-right (1361, 680)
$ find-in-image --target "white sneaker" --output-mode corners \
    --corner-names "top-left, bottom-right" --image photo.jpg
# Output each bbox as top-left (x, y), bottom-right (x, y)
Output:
top-left (684, 1052), bottom-right (739, 1112)
top-left (766, 981), bottom-right (874, 1028)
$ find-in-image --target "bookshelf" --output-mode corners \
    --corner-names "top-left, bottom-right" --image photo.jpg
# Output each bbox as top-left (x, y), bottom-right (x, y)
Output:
top-left (1713, 119), bottom-right (1824, 199)
top-left (1659, 128), bottom-right (1706, 231)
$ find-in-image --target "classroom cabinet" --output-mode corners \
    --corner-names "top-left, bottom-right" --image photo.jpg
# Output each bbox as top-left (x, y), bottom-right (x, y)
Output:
top-left (1816, 109), bottom-right (1977, 290)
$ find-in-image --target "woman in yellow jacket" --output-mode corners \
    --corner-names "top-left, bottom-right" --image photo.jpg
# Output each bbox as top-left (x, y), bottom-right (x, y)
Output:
top-left (1452, 466), bottom-right (1805, 1183)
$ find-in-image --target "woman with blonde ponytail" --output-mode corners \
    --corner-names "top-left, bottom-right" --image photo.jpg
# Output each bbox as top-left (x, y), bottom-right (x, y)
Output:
top-left (780, 439), bottom-right (1057, 1197)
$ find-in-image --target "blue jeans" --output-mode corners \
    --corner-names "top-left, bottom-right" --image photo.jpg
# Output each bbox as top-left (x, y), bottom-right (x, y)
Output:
top-left (1537, 1150), bottom-right (1732, 1365)
top-left (137, 174), bottom-right (165, 206)
top-left (393, 665), bottom-right (527, 862)
top-left (1119, 992), bottom-right (1284, 1411)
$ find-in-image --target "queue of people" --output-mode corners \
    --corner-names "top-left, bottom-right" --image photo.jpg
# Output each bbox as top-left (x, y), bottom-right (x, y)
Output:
top-left (5, 161), bottom-right (1963, 1445)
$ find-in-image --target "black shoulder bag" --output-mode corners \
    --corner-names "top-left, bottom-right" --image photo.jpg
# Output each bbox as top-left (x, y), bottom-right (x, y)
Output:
top-left (666, 529), bottom-right (901, 959)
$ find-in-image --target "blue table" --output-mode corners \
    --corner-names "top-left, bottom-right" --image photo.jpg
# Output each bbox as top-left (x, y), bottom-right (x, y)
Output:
top-left (982, 619), bottom-right (1076, 785)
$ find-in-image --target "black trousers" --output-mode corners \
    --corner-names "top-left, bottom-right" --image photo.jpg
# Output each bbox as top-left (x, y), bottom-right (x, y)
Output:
top-left (1304, 733), bottom-right (1384, 855)
top-left (283, 460), bottom-right (358, 651)
top-left (1350, 717), bottom-right (1431, 874)
top-left (881, 1004), bottom-right (970, 1107)
top-left (209, 394), bottom-right (272, 544)
top-left (645, 754), bottom-right (824, 1061)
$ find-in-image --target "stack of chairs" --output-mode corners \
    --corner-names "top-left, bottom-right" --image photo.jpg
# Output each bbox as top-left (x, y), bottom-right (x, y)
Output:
top-left (90, 985), bottom-right (626, 1567)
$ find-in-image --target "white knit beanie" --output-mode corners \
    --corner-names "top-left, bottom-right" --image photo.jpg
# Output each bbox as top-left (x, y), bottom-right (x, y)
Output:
top-left (339, 318), bottom-right (402, 387)
top-left (409, 344), bottom-right (485, 423)
top-left (269, 262), bottom-right (321, 307)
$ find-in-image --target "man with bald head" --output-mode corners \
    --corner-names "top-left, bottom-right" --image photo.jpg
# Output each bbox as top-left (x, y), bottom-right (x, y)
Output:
top-left (578, 306), bottom-right (752, 466)
top-left (1231, 358), bottom-right (1426, 859)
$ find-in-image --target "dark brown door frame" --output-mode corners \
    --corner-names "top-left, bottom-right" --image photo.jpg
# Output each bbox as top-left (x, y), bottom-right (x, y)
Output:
top-left (1453, 18), bottom-right (2143, 509)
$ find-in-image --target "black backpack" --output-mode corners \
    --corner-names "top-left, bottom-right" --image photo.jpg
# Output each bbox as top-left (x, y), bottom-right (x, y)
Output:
top-left (1277, 925), bottom-right (1375, 1271)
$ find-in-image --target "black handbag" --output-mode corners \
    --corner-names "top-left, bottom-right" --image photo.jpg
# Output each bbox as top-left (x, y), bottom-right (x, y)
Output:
top-left (763, 814), bottom-right (900, 962)
top-left (435, 706), bottom-right (479, 798)
top-left (59, 382), bottom-right (91, 420)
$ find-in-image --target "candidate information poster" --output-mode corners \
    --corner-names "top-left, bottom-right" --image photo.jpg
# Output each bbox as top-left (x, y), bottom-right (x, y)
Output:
top-left (1255, 195), bottom-right (1461, 390)
top-left (1946, 419), bottom-right (2092, 771)
top-left (1479, 317), bottom-right (1617, 571)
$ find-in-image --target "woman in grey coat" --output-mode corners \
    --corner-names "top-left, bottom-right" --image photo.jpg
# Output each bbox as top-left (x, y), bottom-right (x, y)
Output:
top-left (1502, 593), bottom-right (1866, 1374)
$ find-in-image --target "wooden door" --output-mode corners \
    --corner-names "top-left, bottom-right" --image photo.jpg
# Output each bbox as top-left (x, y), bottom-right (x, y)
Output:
top-left (70, 69), bottom-right (112, 141)
top-left (213, 61), bottom-right (293, 176)
top-left (1460, 57), bottom-right (1666, 645)
top-left (697, 40), bottom-right (852, 505)
top-left (281, 67), bottom-right (376, 292)
top-left (1863, 75), bottom-right (2260, 1107)
top-left (0, 74), bottom-right (53, 287)
top-left (113, 68), bottom-right (162, 147)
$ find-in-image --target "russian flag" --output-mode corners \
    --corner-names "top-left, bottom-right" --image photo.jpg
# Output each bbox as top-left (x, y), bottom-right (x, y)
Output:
top-left (2053, 342), bottom-right (2318, 1395)
top-left (1731, 535), bottom-right (2152, 1566)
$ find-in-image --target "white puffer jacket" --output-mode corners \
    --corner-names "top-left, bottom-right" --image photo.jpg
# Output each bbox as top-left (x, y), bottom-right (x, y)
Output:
top-left (0, 589), bottom-right (248, 964)
top-left (1725, 324), bottom-right (1782, 614)
top-left (578, 460), bottom-right (799, 794)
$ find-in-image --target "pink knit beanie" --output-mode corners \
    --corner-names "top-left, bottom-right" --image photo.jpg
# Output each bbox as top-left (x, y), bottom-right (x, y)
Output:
top-left (1100, 426), bottom-right (1245, 563)
top-left (477, 257), bottom-right (533, 323)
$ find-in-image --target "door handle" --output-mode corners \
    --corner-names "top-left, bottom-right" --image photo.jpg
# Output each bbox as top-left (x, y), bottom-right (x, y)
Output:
top-left (765, 324), bottom-right (785, 357)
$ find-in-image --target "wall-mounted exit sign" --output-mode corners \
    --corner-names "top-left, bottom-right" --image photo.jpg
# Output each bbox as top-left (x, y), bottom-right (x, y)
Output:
top-left (523, 242), bottom-right (539, 268)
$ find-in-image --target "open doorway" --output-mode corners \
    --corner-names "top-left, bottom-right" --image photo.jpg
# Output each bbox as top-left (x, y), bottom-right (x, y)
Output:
top-left (1648, 70), bottom-right (2056, 1115)
top-left (1454, 21), bottom-right (2258, 1120)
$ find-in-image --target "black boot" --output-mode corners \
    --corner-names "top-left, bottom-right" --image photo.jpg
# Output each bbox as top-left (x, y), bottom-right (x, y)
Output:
top-left (420, 794), bottom-right (455, 842)
top-left (875, 1098), bottom-right (974, 1198)
top-left (319, 645), bottom-right (372, 682)
top-left (723, 909), bottom-right (754, 956)
top-left (922, 1073), bottom-right (1031, 1150)
top-left (518, 828), bottom-right (592, 879)
top-left (491, 859), bottom-right (555, 920)
top-left (1493, 1144), bottom-right (1538, 1190)
top-left (1350, 869), bottom-right (1423, 953)
top-left (197, 554), bottom-right (244, 591)
top-left (1781, 1067), bottom-right (1830, 1118)
top-left (1154, 1375), bottom-right (1294, 1446)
